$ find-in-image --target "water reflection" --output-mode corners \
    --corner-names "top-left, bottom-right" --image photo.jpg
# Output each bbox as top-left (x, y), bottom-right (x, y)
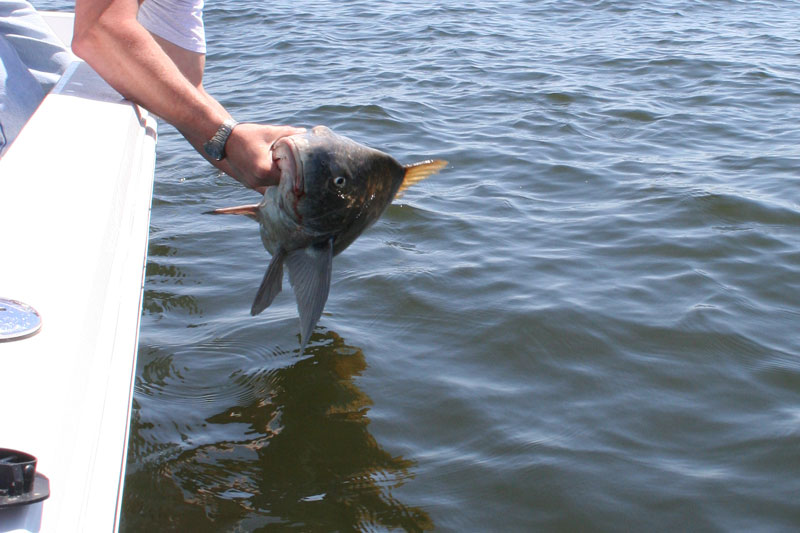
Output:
top-left (122, 331), bottom-right (432, 532)
top-left (141, 242), bottom-right (201, 316)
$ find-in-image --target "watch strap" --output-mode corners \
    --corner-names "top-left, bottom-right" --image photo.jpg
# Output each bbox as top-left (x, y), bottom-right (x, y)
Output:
top-left (203, 118), bottom-right (239, 160)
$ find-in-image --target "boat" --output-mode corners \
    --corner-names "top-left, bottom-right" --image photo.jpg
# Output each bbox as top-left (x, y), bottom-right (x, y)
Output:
top-left (0, 11), bottom-right (156, 533)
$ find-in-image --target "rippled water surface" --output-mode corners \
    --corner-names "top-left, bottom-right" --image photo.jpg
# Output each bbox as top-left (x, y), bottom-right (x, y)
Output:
top-left (41, 0), bottom-right (800, 530)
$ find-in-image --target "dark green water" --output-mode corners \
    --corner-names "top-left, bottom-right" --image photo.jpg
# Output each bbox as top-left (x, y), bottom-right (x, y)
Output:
top-left (39, 0), bottom-right (800, 530)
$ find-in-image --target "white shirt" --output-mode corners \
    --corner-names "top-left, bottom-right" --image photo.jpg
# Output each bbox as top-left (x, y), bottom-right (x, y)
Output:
top-left (138, 0), bottom-right (206, 54)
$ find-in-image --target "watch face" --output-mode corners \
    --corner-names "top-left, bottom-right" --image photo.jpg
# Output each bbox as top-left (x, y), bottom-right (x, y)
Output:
top-left (204, 120), bottom-right (238, 161)
top-left (204, 139), bottom-right (224, 161)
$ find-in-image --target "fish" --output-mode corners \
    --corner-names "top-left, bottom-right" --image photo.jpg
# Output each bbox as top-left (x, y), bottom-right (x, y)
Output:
top-left (209, 125), bottom-right (447, 350)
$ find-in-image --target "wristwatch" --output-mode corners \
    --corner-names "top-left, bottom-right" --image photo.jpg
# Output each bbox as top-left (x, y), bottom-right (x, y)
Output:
top-left (203, 118), bottom-right (239, 161)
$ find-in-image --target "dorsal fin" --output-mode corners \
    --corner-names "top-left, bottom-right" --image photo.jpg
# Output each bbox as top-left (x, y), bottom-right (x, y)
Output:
top-left (396, 159), bottom-right (448, 198)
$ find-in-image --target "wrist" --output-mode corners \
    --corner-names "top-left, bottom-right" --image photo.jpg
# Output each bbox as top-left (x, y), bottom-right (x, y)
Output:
top-left (203, 118), bottom-right (239, 161)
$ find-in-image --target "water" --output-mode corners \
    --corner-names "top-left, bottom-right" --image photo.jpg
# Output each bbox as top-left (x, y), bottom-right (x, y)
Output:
top-left (38, 0), bottom-right (800, 530)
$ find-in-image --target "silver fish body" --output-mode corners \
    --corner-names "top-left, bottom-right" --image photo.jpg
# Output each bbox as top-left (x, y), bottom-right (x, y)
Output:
top-left (212, 125), bottom-right (446, 350)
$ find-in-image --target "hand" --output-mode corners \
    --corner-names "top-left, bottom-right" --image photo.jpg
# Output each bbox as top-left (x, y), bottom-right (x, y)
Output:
top-left (224, 123), bottom-right (306, 193)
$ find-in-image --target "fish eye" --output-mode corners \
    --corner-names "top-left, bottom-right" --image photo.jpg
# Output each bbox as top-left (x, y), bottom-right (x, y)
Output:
top-left (333, 176), bottom-right (347, 188)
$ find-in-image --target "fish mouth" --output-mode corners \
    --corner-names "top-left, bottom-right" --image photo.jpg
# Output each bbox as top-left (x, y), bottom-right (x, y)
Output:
top-left (273, 135), bottom-right (304, 196)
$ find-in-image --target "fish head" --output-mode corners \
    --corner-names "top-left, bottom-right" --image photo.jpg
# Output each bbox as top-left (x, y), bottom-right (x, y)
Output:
top-left (272, 126), bottom-right (407, 252)
top-left (211, 125), bottom-right (446, 350)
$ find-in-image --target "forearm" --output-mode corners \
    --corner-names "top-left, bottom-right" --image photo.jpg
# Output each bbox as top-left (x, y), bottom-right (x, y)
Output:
top-left (72, 0), bottom-right (226, 145)
top-left (73, 0), bottom-right (305, 192)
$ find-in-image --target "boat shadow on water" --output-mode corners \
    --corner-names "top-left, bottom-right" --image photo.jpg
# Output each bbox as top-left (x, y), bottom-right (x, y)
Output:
top-left (121, 330), bottom-right (432, 532)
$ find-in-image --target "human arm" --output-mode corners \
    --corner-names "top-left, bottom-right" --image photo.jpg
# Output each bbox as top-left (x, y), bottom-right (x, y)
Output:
top-left (72, 0), bottom-right (302, 191)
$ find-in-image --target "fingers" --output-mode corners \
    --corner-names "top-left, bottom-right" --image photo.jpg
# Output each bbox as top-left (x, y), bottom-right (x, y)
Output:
top-left (265, 125), bottom-right (306, 147)
top-left (224, 123), bottom-right (306, 191)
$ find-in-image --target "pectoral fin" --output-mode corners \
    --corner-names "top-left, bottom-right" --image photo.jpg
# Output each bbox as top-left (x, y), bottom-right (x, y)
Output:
top-left (205, 204), bottom-right (260, 220)
top-left (285, 239), bottom-right (334, 351)
top-left (251, 247), bottom-right (287, 315)
top-left (395, 159), bottom-right (448, 198)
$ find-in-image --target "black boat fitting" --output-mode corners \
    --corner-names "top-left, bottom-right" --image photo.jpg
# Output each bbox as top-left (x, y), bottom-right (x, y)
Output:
top-left (0, 449), bottom-right (50, 508)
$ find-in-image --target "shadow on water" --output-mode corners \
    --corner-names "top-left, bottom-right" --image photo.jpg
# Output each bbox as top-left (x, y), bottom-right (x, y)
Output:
top-left (121, 330), bottom-right (433, 532)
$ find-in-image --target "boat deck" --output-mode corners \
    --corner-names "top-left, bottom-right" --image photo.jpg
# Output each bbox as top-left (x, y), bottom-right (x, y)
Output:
top-left (0, 12), bottom-right (157, 532)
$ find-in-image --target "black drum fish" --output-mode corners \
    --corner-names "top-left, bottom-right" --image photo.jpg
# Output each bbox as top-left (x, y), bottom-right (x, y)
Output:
top-left (210, 126), bottom-right (446, 350)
